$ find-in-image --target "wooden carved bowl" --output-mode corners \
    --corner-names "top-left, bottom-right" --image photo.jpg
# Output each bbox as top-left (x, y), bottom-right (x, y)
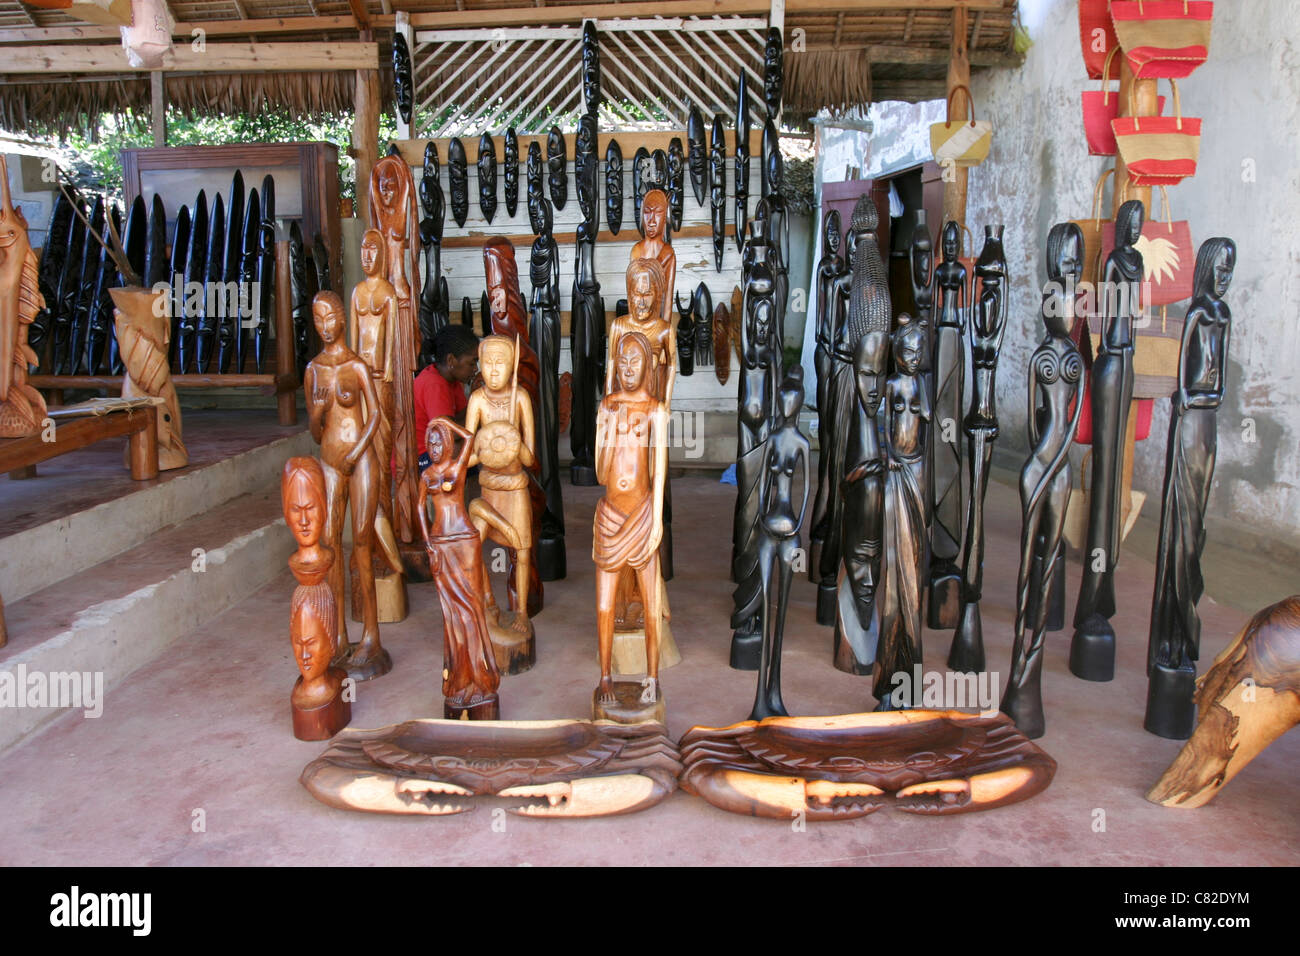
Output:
top-left (474, 420), bottom-right (521, 470)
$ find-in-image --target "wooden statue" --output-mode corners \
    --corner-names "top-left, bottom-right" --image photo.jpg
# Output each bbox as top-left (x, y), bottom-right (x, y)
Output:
top-left (504, 127), bottom-right (519, 218)
top-left (526, 141), bottom-right (544, 235)
top-left (465, 333), bottom-right (537, 673)
top-left (219, 171), bottom-right (244, 374)
top-left (477, 133), bottom-right (498, 224)
top-left (392, 33), bottom-right (413, 125)
top-left (0, 155), bottom-right (47, 438)
top-left (111, 286), bottom-right (187, 469)
top-left (713, 302), bottom-right (731, 385)
top-left (949, 225), bottom-right (1008, 674)
top-left (306, 291), bottom-right (402, 680)
top-left (570, 215), bottom-right (603, 486)
top-left (1147, 596), bottom-right (1300, 809)
top-left (631, 147), bottom-right (650, 235)
top-left (50, 192), bottom-right (86, 375)
top-left (687, 105), bottom-right (707, 206)
top-left (709, 114), bottom-right (726, 272)
top-left (1145, 238), bottom-right (1236, 739)
top-left (692, 282), bottom-right (713, 368)
top-left (1002, 224), bottom-right (1086, 739)
top-left (300, 718), bottom-right (681, 817)
top-left (734, 73), bottom-right (750, 253)
top-left (281, 457), bottom-right (352, 740)
top-left (418, 418), bottom-right (502, 720)
top-left (763, 26), bottom-right (783, 118)
top-left (594, 331), bottom-right (669, 723)
top-left (928, 220), bottom-right (967, 628)
top-left (166, 204), bottom-right (190, 369)
top-left (680, 711), bottom-right (1057, 819)
top-left (529, 198), bottom-right (566, 581)
top-left (876, 316), bottom-right (930, 706)
top-left (484, 237), bottom-right (545, 617)
top-left (667, 137), bottom-right (685, 232)
top-left (1072, 200), bottom-right (1145, 681)
top-left (605, 138), bottom-right (623, 234)
top-left (747, 366), bottom-right (810, 720)
top-left (90, 203), bottom-right (126, 374)
top-left (419, 142), bottom-right (449, 366)
top-left (809, 209), bottom-right (847, 575)
top-left (350, 228), bottom-right (408, 622)
top-left (448, 138), bottom-right (468, 228)
top-left (575, 114), bottom-right (599, 228)
top-left (833, 329), bottom-right (889, 676)
top-left (582, 19), bottom-right (602, 113)
top-left (674, 291), bottom-right (695, 376)
top-left (546, 126), bottom-right (567, 211)
top-left (369, 155), bottom-right (423, 567)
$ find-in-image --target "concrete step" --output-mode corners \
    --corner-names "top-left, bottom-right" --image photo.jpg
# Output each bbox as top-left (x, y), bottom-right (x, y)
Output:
top-left (0, 486), bottom-right (292, 754)
top-left (0, 427), bottom-right (312, 605)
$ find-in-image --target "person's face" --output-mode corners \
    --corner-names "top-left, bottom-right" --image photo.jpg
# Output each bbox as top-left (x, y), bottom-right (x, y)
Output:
top-left (643, 201), bottom-right (664, 239)
top-left (630, 273), bottom-right (656, 322)
top-left (617, 345), bottom-right (645, 392)
top-left (313, 298), bottom-right (343, 343)
top-left (284, 473), bottom-right (323, 549)
top-left (480, 342), bottom-right (511, 391)
top-left (293, 612), bottom-right (331, 682)
top-left (427, 427), bottom-right (445, 463)
top-left (1213, 247), bottom-right (1235, 297)
top-left (445, 349), bottom-right (478, 384)
top-left (360, 236), bottom-right (380, 276)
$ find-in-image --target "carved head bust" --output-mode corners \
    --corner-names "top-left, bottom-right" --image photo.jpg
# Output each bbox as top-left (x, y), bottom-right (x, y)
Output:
top-left (1044, 222), bottom-right (1084, 339)
top-left (290, 583), bottom-right (338, 692)
top-left (312, 291), bottom-right (346, 344)
top-left (823, 209), bottom-right (842, 257)
top-left (360, 228), bottom-right (386, 278)
top-left (478, 334), bottom-right (516, 393)
top-left (641, 189), bottom-right (669, 241)
top-left (615, 330), bottom-right (652, 395)
top-left (941, 220), bottom-right (961, 261)
top-left (282, 456), bottom-right (327, 551)
top-left (854, 330), bottom-right (890, 416)
top-left (626, 257), bottom-right (667, 325)
top-left (892, 315), bottom-right (926, 376)
top-left (1193, 237), bottom-right (1236, 300)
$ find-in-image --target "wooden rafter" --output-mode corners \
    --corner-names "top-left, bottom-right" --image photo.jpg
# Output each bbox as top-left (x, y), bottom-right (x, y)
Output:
top-left (1, 41), bottom-right (379, 73)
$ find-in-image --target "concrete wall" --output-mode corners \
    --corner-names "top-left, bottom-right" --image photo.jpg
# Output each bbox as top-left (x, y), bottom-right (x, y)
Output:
top-left (960, 0), bottom-right (1300, 553)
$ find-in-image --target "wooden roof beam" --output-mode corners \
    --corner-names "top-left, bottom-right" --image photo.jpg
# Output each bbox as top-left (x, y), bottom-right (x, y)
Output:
top-left (0, 41), bottom-right (380, 72)
top-left (347, 0), bottom-right (371, 30)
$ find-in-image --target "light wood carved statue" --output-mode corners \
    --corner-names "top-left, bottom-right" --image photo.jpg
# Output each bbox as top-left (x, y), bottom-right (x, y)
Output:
top-left (0, 154), bottom-right (47, 438)
top-left (369, 155), bottom-right (423, 566)
top-left (282, 456), bottom-right (352, 740)
top-left (418, 417), bottom-right (502, 720)
top-left (1147, 595), bottom-right (1300, 809)
top-left (349, 228), bottom-right (407, 623)
top-left (305, 291), bottom-right (403, 681)
top-left (465, 333), bottom-right (537, 674)
top-left (110, 285), bottom-right (187, 470)
top-left (594, 331), bottom-right (669, 724)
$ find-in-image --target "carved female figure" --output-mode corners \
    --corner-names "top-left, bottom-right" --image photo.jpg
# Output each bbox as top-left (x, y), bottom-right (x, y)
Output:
top-left (1072, 200), bottom-right (1145, 681)
top-left (351, 229), bottom-right (397, 523)
top-left (283, 457), bottom-right (351, 740)
top-left (949, 225), bottom-right (1008, 673)
top-left (370, 155), bottom-right (422, 548)
top-left (630, 189), bottom-right (676, 326)
top-left (594, 331), bottom-right (668, 714)
top-left (530, 198), bottom-right (566, 580)
top-left (877, 317), bottom-right (931, 707)
top-left (1001, 224), bottom-right (1086, 739)
top-left (809, 210), bottom-right (847, 571)
top-left (418, 418), bottom-right (502, 720)
top-left (1145, 238), bottom-right (1236, 739)
top-left (748, 367), bottom-right (810, 719)
top-left (306, 291), bottom-right (401, 679)
top-left (928, 220), bottom-right (968, 626)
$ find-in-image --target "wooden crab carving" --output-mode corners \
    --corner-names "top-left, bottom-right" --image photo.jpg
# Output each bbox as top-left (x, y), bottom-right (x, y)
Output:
top-left (300, 718), bottom-right (681, 818)
top-left (680, 710), bottom-right (1056, 819)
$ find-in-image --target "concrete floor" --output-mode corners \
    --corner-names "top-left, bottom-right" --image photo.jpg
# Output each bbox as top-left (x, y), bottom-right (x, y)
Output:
top-left (0, 472), bottom-right (1296, 866)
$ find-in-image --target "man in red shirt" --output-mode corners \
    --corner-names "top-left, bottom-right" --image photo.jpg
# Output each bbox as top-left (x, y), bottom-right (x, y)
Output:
top-left (413, 324), bottom-right (479, 472)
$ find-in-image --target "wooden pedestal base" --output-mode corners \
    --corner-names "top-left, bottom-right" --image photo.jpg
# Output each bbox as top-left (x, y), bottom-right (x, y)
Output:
top-left (1070, 613), bottom-right (1116, 682)
top-left (291, 672), bottom-right (352, 741)
top-left (537, 534), bottom-right (567, 582)
top-left (593, 679), bottom-right (665, 724)
top-left (444, 694), bottom-right (501, 721)
top-left (611, 620), bottom-right (681, 675)
top-left (340, 645), bottom-right (393, 682)
top-left (815, 582), bottom-right (837, 626)
top-left (488, 608), bottom-right (536, 674)
top-left (350, 565), bottom-right (408, 624)
top-left (397, 540), bottom-right (432, 582)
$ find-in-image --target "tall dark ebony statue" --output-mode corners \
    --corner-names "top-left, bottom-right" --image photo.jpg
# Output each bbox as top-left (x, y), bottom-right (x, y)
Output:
top-left (393, 33), bottom-right (413, 126)
top-left (734, 73), bottom-right (750, 254)
top-left (929, 220), bottom-right (968, 627)
top-left (1145, 237), bottom-right (1236, 740)
top-left (582, 19), bottom-right (602, 113)
top-left (730, 216), bottom-right (781, 670)
top-left (909, 211), bottom-right (933, 378)
top-left (49, 192), bottom-right (84, 375)
top-left (748, 367), bottom-right (809, 720)
top-left (1072, 200), bottom-right (1145, 681)
top-left (693, 282), bottom-right (712, 368)
top-left (763, 26), bottom-right (783, 119)
top-left (949, 225), bottom-right (1008, 673)
top-left (503, 128), bottom-right (519, 218)
top-left (448, 138), bottom-right (469, 228)
top-left (674, 292), bottom-right (696, 377)
top-left (232, 187), bottom-right (259, 374)
top-left (809, 210), bottom-right (848, 575)
top-left (818, 194), bottom-right (885, 628)
top-left (761, 137), bottom-right (790, 347)
top-left (222, 172), bottom-right (245, 371)
top-left (575, 114), bottom-right (599, 227)
top-left (197, 193), bottom-right (224, 374)
top-left (255, 175), bottom-right (276, 374)
top-left (877, 316), bottom-right (931, 707)
top-left (547, 126), bottom-right (568, 211)
top-left (667, 138), bottom-right (685, 232)
top-left (419, 142), bottom-right (449, 365)
top-left (288, 221), bottom-right (310, 377)
top-left (526, 141), bottom-right (544, 234)
top-left (605, 139), bottom-right (623, 234)
top-left (709, 114), bottom-right (726, 272)
top-left (1002, 223), bottom-right (1086, 739)
top-left (166, 204), bottom-right (190, 369)
top-left (178, 191), bottom-right (207, 374)
top-left (32, 189), bottom-right (74, 367)
top-left (570, 214), bottom-right (603, 486)
top-left (687, 105), bottom-right (707, 206)
top-left (477, 134), bottom-right (498, 224)
top-left (530, 197), bottom-right (567, 580)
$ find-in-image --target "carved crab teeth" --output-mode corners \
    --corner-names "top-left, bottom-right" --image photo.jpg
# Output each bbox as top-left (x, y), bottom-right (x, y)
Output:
top-left (804, 780), bottom-right (885, 806)
top-left (396, 778), bottom-right (472, 797)
top-left (498, 781), bottom-right (573, 816)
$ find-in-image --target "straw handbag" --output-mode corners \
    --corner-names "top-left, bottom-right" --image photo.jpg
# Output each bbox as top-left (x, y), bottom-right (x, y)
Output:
top-left (1079, 0), bottom-right (1120, 79)
top-left (930, 85), bottom-right (993, 169)
top-left (1101, 185), bottom-right (1193, 306)
top-left (1082, 47), bottom-right (1166, 156)
top-left (1071, 167), bottom-right (1115, 288)
top-left (1110, 0), bottom-right (1214, 80)
top-left (1111, 79), bottom-right (1201, 186)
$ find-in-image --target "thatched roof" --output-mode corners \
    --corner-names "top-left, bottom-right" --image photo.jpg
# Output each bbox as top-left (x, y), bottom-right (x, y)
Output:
top-left (0, 1), bottom-right (1021, 134)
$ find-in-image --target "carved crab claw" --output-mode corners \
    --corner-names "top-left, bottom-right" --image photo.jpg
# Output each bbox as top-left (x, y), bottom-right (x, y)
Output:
top-left (498, 773), bottom-right (667, 818)
top-left (688, 769), bottom-right (887, 821)
top-left (391, 777), bottom-right (475, 815)
top-left (895, 766), bottom-right (1040, 815)
top-left (803, 779), bottom-right (888, 821)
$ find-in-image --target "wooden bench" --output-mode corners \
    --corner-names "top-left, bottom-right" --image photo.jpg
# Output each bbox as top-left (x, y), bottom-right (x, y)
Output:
top-left (0, 405), bottom-right (160, 482)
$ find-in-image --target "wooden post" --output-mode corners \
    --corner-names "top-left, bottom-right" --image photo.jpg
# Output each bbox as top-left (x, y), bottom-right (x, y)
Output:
top-left (150, 70), bottom-right (166, 146)
top-left (395, 11), bottom-right (413, 141)
top-left (941, 5), bottom-right (970, 242)
top-left (275, 239), bottom-right (298, 426)
top-left (353, 29), bottom-right (380, 228)
top-left (1112, 58), bottom-right (1157, 533)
